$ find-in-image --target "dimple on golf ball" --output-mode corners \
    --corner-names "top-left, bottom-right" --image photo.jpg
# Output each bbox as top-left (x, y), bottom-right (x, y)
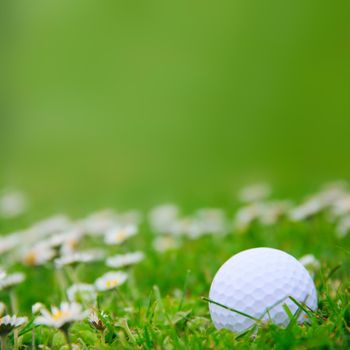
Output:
top-left (209, 247), bottom-right (317, 333)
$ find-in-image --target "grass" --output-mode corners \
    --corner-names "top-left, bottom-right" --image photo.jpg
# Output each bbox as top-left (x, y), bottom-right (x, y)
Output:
top-left (0, 204), bottom-right (350, 349)
top-left (2, 1), bottom-right (350, 348)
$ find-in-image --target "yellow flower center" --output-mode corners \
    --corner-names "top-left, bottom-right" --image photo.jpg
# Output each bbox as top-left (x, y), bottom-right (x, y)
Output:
top-left (68, 239), bottom-right (78, 249)
top-left (24, 252), bottom-right (38, 266)
top-left (106, 279), bottom-right (119, 288)
top-left (52, 310), bottom-right (70, 321)
top-left (116, 232), bottom-right (126, 242)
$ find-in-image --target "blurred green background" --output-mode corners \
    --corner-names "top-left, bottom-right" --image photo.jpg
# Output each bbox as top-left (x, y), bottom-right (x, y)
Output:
top-left (1, 0), bottom-right (350, 214)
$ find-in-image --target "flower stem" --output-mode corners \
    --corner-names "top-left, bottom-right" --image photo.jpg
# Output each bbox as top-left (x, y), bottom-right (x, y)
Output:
top-left (9, 289), bottom-right (18, 314)
top-left (32, 327), bottom-right (35, 350)
top-left (121, 318), bottom-right (136, 344)
top-left (115, 289), bottom-right (128, 307)
top-left (66, 266), bottom-right (79, 284)
top-left (9, 290), bottom-right (19, 350)
top-left (56, 269), bottom-right (67, 300)
top-left (62, 328), bottom-right (72, 350)
top-left (13, 332), bottom-right (18, 350)
top-left (0, 336), bottom-right (6, 350)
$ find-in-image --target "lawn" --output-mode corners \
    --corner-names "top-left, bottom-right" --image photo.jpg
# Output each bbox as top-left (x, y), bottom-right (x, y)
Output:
top-left (2, 1), bottom-right (350, 349)
top-left (0, 183), bottom-right (349, 349)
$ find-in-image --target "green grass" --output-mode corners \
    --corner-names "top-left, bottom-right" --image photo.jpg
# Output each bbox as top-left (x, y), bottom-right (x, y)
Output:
top-left (2, 1), bottom-right (350, 348)
top-left (1, 207), bottom-right (350, 349)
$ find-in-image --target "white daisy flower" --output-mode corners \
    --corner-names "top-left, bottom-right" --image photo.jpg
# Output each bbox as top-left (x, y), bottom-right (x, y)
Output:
top-left (104, 225), bottom-right (137, 245)
top-left (81, 209), bottom-right (119, 236)
top-left (32, 303), bottom-right (45, 315)
top-left (233, 204), bottom-right (261, 231)
top-left (0, 315), bottom-right (27, 336)
top-left (0, 233), bottom-right (22, 254)
top-left (116, 210), bottom-right (142, 226)
top-left (195, 208), bottom-right (228, 235)
top-left (66, 284), bottom-right (97, 305)
top-left (238, 183), bottom-right (271, 203)
top-left (258, 200), bottom-right (292, 225)
top-left (318, 182), bottom-right (348, 206)
top-left (60, 239), bottom-right (81, 255)
top-left (28, 214), bottom-right (72, 241)
top-left (95, 271), bottom-right (128, 291)
top-left (106, 251), bottom-right (145, 268)
top-left (336, 215), bottom-right (350, 238)
top-left (153, 236), bottom-right (180, 253)
top-left (0, 190), bottom-right (28, 219)
top-left (148, 204), bottom-right (180, 233)
top-left (54, 250), bottom-right (104, 268)
top-left (168, 210), bottom-right (228, 239)
top-left (299, 254), bottom-right (321, 278)
top-left (0, 269), bottom-right (5, 280)
top-left (0, 273), bottom-right (25, 291)
top-left (290, 183), bottom-right (349, 222)
top-left (161, 218), bottom-right (189, 237)
top-left (34, 302), bottom-right (87, 329)
top-left (289, 198), bottom-right (324, 221)
top-left (176, 217), bottom-right (204, 239)
top-left (43, 228), bottom-right (83, 250)
top-left (331, 195), bottom-right (350, 218)
top-left (22, 244), bottom-right (56, 266)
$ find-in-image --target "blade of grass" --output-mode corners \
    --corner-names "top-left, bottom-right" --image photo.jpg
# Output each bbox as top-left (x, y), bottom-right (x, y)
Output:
top-left (327, 264), bottom-right (341, 280)
top-left (178, 269), bottom-right (191, 311)
top-left (282, 303), bottom-right (294, 321)
top-left (202, 297), bottom-right (259, 321)
top-left (288, 296), bottom-right (314, 320)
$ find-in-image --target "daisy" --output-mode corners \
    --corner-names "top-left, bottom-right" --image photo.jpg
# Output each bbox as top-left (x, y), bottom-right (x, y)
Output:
top-left (0, 234), bottom-right (22, 255)
top-left (0, 273), bottom-right (25, 291)
top-left (177, 217), bottom-right (205, 239)
top-left (22, 244), bottom-right (56, 266)
top-left (318, 182), bottom-right (348, 207)
top-left (28, 214), bottom-right (72, 241)
top-left (0, 315), bottom-right (27, 336)
top-left (31, 303), bottom-right (45, 350)
top-left (289, 183), bottom-right (349, 222)
top-left (238, 183), bottom-right (271, 203)
top-left (299, 254), bottom-right (320, 278)
top-left (81, 209), bottom-right (119, 236)
top-left (60, 236), bottom-right (82, 255)
top-left (330, 195), bottom-right (350, 218)
top-left (43, 229), bottom-right (83, 250)
top-left (54, 250), bottom-right (104, 268)
top-left (34, 302), bottom-right (87, 330)
top-left (116, 210), bottom-right (142, 226)
top-left (336, 215), bottom-right (350, 238)
top-left (148, 204), bottom-right (180, 233)
top-left (153, 236), bottom-right (180, 253)
top-left (95, 271), bottom-right (128, 291)
top-left (106, 251), bottom-right (145, 268)
top-left (66, 283), bottom-right (97, 305)
top-left (104, 225), bottom-right (137, 245)
top-left (0, 190), bottom-right (28, 219)
top-left (289, 198), bottom-right (324, 221)
top-left (233, 204), bottom-right (260, 231)
top-left (258, 200), bottom-right (292, 225)
top-left (35, 302), bottom-right (86, 349)
top-left (195, 208), bottom-right (228, 235)
top-left (32, 303), bottom-right (45, 315)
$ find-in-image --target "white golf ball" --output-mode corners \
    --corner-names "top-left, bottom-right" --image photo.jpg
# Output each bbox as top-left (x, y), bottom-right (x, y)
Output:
top-left (209, 247), bottom-right (317, 333)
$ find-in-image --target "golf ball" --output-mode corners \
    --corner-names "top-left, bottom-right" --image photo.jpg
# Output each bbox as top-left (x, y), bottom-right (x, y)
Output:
top-left (209, 247), bottom-right (317, 333)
